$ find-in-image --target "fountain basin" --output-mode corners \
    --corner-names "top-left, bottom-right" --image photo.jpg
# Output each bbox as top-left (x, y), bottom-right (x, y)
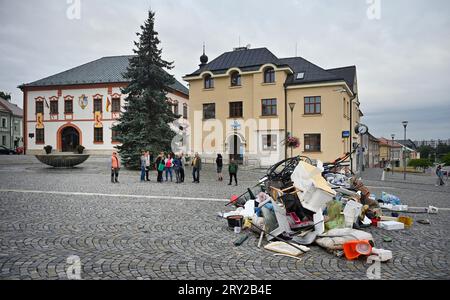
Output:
top-left (35, 154), bottom-right (90, 168)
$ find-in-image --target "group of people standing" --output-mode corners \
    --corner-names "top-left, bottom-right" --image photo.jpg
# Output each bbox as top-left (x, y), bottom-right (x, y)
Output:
top-left (111, 151), bottom-right (240, 186)
top-left (147, 151), bottom-right (186, 184)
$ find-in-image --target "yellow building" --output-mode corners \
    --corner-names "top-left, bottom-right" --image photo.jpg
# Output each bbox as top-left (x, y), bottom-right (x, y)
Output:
top-left (183, 47), bottom-right (362, 167)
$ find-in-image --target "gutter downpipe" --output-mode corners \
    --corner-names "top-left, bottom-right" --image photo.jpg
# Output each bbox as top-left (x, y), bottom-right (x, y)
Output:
top-left (350, 92), bottom-right (358, 173)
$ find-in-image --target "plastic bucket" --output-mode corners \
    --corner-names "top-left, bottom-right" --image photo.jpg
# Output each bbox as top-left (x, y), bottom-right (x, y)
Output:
top-left (343, 240), bottom-right (372, 260)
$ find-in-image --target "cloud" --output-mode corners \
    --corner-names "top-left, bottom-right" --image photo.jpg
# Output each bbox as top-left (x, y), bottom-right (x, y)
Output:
top-left (0, 0), bottom-right (449, 140)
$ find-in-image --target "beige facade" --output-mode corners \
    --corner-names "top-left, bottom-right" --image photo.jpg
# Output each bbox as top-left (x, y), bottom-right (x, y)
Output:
top-left (184, 47), bottom-right (362, 167)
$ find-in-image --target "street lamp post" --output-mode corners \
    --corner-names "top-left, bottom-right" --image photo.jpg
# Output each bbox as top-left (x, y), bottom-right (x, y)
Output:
top-left (391, 134), bottom-right (395, 175)
top-left (402, 121), bottom-right (409, 180)
top-left (289, 103), bottom-right (296, 158)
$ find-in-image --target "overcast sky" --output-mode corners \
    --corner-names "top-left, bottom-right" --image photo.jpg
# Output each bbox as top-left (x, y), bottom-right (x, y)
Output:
top-left (1, 0), bottom-right (449, 140)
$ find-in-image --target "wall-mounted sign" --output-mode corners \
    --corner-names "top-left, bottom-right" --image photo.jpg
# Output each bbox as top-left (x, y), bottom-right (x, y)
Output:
top-left (342, 131), bottom-right (350, 138)
top-left (231, 120), bottom-right (241, 130)
top-left (79, 94), bottom-right (88, 110)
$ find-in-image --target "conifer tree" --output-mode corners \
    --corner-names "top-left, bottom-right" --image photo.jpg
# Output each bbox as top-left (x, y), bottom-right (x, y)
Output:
top-left (113, 10), bottom-right (177, 169)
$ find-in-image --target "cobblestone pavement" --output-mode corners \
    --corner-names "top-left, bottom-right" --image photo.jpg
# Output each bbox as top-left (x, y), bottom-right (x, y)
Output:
top-left (0, 156), bottom-right (449, 280)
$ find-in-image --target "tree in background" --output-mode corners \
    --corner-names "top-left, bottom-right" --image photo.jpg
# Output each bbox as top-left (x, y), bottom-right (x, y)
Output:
top-left (442, 153), bottom-right (450, 166)
top-left (113, 10), bottom-right (177, 169)
top-left (436, 143), bottom-right (450, 161)
top-left (0, 91), bottom-right (11, 101)
top-left (417, 145), bottom-right (435, 161)
top-left (408, 158), bottom-right (433, 172)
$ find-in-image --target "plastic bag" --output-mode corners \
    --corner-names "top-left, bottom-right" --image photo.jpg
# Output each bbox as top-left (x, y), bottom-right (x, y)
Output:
top-left (325, 201), bottom-right (346, 231)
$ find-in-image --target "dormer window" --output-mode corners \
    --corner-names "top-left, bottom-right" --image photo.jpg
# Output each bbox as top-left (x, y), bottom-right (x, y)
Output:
top-left (230, 71), bottom-right (241, 87)
top-left (264, 67), bottom-right (275, 83)
top-left (204, 74), bottom-right (214, 89)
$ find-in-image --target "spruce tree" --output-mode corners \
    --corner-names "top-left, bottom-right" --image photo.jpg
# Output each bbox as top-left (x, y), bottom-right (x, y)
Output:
top-left (114, 10), bottom-right (177, 169)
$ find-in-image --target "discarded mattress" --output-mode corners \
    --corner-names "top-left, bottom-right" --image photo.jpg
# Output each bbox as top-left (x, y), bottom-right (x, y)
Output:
top-left (315, 228), bottom-right (374, 251)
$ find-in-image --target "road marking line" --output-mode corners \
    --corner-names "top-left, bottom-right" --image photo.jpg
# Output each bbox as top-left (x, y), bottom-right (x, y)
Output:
top-left (0, 189), bottom-right (228, 203)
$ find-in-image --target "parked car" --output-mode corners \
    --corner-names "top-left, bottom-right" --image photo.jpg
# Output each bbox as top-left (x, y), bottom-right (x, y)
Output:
top-left (0, 146), bottom-right (16, 155)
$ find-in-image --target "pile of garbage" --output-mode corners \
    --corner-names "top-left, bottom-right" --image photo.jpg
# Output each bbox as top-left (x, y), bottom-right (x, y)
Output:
top-left (217, 154), bottom-right (423, 262)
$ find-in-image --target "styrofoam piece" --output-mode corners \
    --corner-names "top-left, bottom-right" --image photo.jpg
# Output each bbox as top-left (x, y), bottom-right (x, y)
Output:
top-left (372, 248), bottom-right (393, 262)
top-left (391, 205), bottom-right (408, 212)
top-left (362, 216), bottom-right (372, 225)
top-left (378, 221), bottom-right (405, 230)
top-left (241, 200), bottom-right (255, 218)
top-left (313, 210), bottom-right (325, 235)
top-left (343, 200), bottom-right (363, 227)
top-left (427, 206), bottom-right (439, 214)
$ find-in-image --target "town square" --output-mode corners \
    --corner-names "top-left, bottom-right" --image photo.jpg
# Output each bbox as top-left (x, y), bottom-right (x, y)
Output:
top-left (1, 0), bottom-right (450, 286)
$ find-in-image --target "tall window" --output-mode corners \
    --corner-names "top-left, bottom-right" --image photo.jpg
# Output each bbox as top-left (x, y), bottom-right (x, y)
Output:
top-left (183, 104), bottom-right (188, 119)
top-left (173, 101), bottom-right (179, 115)
top-left (262, 134), bottom-right (277, 151)
top-left (304, 96), bottom-right (321, 114)
top-left (36, 101), bottom-right (44, 114)
top-left (1, 136), bottom-right (5, 146)
top-left (1, 118), bottom-right (6, 128)
top-left (50, 100), bottom-right (58, 114)
top-left (94, 127), bottom-right (103, 143)
top-left (36, 128), bottom-right (45, 144)
top-left (304, 134), bottom-right (321, 152)
top-left (203, 103), bottom-right (215, 120)
top-left (94, 99), bottom-right (102, 112)
top-left (229, 101), bottom-right (243, 118)
top-left (264, 67), bottom-right (275, 83)
top-left (204, 75), bottom-right (214, 89)
top-left (64, 99), bottom-right (73, 114)
top-left (230, 71), bottom-right (241, 87)
top-left (112, 98), bottom-right (121, 113)
top-left (262, 99), bottom-right (277, 116)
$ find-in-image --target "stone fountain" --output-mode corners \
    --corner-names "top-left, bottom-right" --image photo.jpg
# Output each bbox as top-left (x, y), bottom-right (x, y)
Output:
top-left (35, 153), bottom-right (90, 168)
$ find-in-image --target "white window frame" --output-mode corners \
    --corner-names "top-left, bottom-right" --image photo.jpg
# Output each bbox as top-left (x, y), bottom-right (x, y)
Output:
top-left (260, 132), bottom-right (278, 152)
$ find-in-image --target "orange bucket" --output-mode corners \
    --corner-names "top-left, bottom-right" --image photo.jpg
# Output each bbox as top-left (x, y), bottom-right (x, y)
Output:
top-left (343, 240), bottom-right (372, 260)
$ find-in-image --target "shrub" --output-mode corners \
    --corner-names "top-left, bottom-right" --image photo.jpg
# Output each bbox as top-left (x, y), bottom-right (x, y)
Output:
top-left (408, 158), bottom-right (432, 170)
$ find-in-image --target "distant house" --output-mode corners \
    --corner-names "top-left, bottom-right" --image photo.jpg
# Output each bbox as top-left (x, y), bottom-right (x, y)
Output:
top-left (362, 133), bottom-right (379, 168)
top-left (0, 97), bottom-right (23, 149)
top-left (19, 56), bottom-right (189, 155)
top-left (378, 137), bottom-right (419, 168)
